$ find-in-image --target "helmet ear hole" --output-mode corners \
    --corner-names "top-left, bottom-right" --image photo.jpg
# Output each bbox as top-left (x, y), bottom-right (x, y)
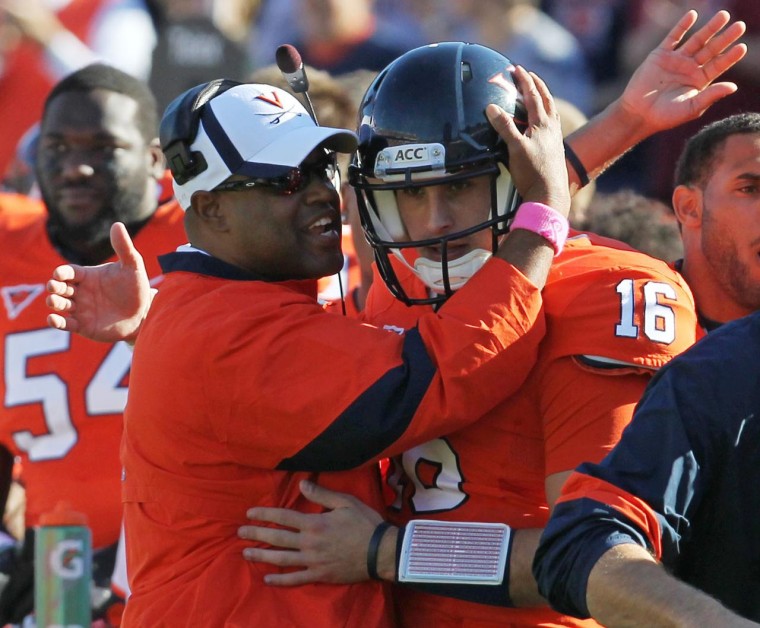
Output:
top-left (461, 62), bottom-right (473, 82)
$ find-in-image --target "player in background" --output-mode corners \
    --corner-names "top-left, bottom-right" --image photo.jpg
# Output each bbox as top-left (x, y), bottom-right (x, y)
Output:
top-left (0, 63), bottom-right (186, 625)
top-left (669, 112), bottom-right (760, 330)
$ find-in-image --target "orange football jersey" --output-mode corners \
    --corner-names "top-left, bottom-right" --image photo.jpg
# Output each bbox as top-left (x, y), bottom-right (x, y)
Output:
top-left (0, 193), bottom-right (45, 226)
top-left (0, 200), bottom-right (186, 549)
top-left (120, 252), bottom-right (547, 627)
top-left (366, 231), bottom-right (699, 627)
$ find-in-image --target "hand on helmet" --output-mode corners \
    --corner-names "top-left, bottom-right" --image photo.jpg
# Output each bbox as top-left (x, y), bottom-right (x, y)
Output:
top-left (485, 66), bottom-right (570, 218)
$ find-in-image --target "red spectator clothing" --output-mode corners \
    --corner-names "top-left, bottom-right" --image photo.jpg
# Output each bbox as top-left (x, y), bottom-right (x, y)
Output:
top-left (0, 0), bottom-right (104, 175)
top-left (0, 200), bottom-right (185, 549)
top-left (120, 251), bottom-right (545, 627)
top-left (364, 231), bottom-right (699, 627)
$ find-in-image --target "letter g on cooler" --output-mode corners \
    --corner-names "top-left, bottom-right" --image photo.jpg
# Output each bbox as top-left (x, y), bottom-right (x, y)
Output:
top-left (49, 538), bottom-right (85, 579)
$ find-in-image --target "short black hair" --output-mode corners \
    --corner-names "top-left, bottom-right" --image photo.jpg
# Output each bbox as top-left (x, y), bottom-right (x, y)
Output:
top-left (43, 63), bottom-right (159, 142)
top-left (675, 112), bottom-right (760, 188)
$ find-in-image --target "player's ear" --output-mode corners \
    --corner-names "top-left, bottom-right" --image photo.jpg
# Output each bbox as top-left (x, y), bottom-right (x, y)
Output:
top-left (148, 139), bottom-right (166, 180)
top-left (189, 191), bottom-right (229, 232)
top-left (672, 184), bottom-right (702, 228)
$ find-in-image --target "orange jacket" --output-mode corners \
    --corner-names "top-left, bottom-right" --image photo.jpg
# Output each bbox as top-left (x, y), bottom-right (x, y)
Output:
top-left (121, 251), bottom-right (545, 626)
top-left (0, 199), bottom-right (185, 548)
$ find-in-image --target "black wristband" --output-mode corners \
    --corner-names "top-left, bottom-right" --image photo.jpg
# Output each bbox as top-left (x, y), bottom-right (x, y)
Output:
top-left (563, 141), bottom-right (590, 188)
top-left (394, 525), bottom-right (406, 582)
top-left (367, 521), bottom-right (392, 581)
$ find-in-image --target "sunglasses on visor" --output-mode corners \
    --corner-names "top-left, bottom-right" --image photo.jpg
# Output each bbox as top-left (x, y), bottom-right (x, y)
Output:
top-left (213, 152), bottom-right (338, 196)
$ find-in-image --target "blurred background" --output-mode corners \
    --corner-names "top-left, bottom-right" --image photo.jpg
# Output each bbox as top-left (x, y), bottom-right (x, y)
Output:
top-left (0, 0), bottom-right (757, 224)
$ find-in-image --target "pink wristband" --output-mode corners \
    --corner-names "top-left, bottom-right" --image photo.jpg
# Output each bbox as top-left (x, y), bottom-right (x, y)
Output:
top-left (510, 202), bottom-right (569, 256)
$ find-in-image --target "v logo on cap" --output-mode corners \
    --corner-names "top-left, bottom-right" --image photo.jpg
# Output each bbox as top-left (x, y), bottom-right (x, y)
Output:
top-left (256, 92), bottom-right (285, 109)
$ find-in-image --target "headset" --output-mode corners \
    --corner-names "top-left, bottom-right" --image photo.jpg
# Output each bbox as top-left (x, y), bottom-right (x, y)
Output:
top-left (159, 78), bottom-right (242, 185)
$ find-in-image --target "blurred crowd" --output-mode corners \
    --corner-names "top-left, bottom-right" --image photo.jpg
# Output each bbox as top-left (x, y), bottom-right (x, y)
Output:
top-left (1, 0), bottom-right (758, 210)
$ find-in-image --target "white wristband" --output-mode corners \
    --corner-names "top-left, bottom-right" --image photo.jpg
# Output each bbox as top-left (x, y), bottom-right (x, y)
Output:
top-left (510, 201), bottom-right (569, 256)
top-left (398, 520), bottom-right (511, 585)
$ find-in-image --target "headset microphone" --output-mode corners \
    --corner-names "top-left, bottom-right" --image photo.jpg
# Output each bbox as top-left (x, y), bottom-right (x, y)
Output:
top-left (276, 44), bottom-right (320, 125)
top-left (277, 43), bottom-right (350, 312)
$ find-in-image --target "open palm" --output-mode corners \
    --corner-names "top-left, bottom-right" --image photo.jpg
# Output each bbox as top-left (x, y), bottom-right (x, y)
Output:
top-left (620, 10), bottom-right (746, 132)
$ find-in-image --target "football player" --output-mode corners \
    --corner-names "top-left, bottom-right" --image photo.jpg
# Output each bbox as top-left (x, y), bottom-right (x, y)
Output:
top-left (0, 64), bottom-right (187, 624)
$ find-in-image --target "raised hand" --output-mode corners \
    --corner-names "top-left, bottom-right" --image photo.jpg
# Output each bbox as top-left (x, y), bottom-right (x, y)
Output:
top-left (46, 222), bottom-right (152, 343)
top-left (239, 480), bottom-right (391, 585)
top-left (620, 10), bottom-right (747, 132)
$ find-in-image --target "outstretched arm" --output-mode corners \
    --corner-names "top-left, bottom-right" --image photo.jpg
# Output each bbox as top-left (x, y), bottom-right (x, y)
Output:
top-left (46, 222), bottom-right (152, 343)
top-left (565, 9), bottom-right (747, 189)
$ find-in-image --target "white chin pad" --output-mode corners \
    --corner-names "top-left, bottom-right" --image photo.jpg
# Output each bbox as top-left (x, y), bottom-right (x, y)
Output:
top-left (413, 248), bottom-right (492, 293)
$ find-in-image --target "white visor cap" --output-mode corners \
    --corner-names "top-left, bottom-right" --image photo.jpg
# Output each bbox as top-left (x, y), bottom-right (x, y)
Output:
top-left (172, 83), bottom-right (358, 209)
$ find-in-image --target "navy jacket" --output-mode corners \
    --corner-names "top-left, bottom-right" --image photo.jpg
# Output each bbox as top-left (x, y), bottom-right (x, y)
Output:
top-left (533, 310), bottom-right (760, 621)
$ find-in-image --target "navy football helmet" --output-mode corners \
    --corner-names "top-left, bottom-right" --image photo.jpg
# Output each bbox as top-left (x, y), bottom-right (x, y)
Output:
top-left (349, 42), bottom-right (527, 306)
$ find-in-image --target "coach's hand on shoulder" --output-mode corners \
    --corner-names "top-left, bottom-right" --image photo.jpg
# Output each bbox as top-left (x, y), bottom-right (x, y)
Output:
top-left (46, 222), bottom-right (153, 344)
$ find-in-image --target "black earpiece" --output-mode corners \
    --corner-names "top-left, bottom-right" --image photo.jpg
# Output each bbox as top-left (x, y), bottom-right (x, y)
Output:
top-left (159, 79), bottom-right (243, 185)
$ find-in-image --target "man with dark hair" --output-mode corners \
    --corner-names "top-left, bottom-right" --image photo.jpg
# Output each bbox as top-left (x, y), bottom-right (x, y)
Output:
top-left (533, 112), bottom-right (760, 624)
top-left (44, 63), bottom-right (160, 146)
top-left (39, 63), bottom-right (165, 267)
top-left (0, 62), bottom-right (186, 623)
top-left (671, 112), bottom-right (760, 329)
